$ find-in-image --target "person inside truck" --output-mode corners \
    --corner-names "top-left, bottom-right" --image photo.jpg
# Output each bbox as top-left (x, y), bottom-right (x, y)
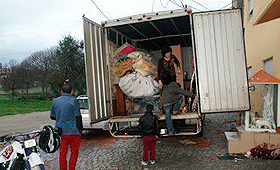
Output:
top-left (161, 81), bottom-right (193, 135)
top-left (138, 104), bottom-right (160, 166)
top-left (157, 46), bottom-right (180, 89)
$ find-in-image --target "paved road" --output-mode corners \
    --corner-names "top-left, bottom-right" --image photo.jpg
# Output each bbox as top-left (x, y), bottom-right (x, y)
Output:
top-left (0, 111), bottom-right (54, 136)
top-left (42, 113), bottom-right (280, 170)
top-left (1, 112), bottom-right (280, 169)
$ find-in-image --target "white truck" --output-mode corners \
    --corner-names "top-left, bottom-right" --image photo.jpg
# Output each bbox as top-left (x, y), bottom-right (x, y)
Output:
top-left (81, 8), bottom-right (250, 137)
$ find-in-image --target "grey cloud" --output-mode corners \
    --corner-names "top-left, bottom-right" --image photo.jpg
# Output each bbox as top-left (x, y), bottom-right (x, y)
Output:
top-left (0, 0), bottom-right (231, 64)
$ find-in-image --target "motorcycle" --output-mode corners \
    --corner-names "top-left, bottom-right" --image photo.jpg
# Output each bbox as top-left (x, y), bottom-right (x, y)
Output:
top-left (0, 128), bottom-right (47, 170)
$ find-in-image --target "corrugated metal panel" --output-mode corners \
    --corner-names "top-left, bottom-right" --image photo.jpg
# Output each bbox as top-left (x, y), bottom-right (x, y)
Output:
top-left (192, 9), bottom-right (250, 113)
top-left (264, 58), bottom-right (273, 74)
top-left (83, 17), bottom-right (112, 123)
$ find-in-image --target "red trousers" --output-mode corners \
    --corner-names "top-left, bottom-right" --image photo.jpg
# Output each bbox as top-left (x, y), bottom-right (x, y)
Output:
top-left (59, 134), bottom-right (81, 170)
top-left (142, 135), bottom-right (157, 162)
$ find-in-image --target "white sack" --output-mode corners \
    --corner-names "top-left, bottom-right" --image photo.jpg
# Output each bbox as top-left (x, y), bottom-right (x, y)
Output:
top-left (119, 72), bottom-right (159, 98)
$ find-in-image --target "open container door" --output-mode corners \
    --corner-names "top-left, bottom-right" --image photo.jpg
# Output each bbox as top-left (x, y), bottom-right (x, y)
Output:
top-left (83, 16), bottom-right (113, 123)
top-left (191, 9), bottom-right (250, 113)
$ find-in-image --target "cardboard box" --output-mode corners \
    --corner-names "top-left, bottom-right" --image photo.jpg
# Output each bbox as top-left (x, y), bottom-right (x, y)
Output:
top-left (255, 132), bottom-right (269, 146)
top-left (239, 139), bottom-right (255, 153)
top-left (236, 127), bottom-right (256, 152)
top-left (237, 127), bottom-right (255, 141)
top-left (228, 140), bottom-right (240, 153)
top-left (239, 133), bottom-right (255, 153)
top-left (269, 133), bottom-right (280, 146)
top-left (225, 132), bottom-right (240, 153)
top-left (240, 131), bottom-right (255, 141)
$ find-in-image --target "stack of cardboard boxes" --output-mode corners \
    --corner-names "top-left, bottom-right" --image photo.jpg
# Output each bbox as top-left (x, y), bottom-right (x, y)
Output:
top-left (225, 126), bottom-right (280, 153)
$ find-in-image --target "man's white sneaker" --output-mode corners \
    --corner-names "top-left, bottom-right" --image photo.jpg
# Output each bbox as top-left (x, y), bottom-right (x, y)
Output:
top-left (151, 160), bottom-right (155, 165)
top-left (141, 161), bottom-right (148, 166)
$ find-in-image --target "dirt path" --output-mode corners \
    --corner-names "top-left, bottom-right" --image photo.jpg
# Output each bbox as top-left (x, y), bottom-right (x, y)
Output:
top-left (0, 111), bottom-right (54, 136)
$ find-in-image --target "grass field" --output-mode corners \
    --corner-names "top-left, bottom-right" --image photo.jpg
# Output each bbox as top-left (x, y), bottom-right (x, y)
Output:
top-left (0, 95), bottom-right (52, 117)
top-left (0, 86), bottom-right (43, 94)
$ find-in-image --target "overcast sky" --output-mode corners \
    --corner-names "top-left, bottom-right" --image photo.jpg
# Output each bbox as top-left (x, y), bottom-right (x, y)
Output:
top-left (0, 0), bottom-right (231, 65)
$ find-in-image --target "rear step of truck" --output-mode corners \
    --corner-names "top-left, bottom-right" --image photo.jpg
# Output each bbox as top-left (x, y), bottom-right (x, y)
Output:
top-left (108, 112), bottom-right (202, 138)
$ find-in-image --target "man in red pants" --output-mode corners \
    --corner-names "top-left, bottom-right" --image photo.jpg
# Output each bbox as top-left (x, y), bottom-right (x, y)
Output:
top-left (50, 84), bottom-right (82, 170)
top-left (139, 104), bottom-right (160, 166)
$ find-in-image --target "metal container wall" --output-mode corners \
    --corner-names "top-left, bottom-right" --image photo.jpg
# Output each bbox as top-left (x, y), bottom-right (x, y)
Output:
top-left (83, 17), bottom-right (112, 123)
top-left (192, 9), bottom-right (250, 113)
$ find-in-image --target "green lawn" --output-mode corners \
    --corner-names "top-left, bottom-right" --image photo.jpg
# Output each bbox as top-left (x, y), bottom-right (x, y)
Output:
top-left (0, 86), bottom-right (43, 95)
top-left (27, 87), bottom-right (43, 93)
top-left (0, 95), bottom-right (51, 117)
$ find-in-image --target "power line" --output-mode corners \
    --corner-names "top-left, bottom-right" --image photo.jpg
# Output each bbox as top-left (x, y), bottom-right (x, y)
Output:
top-left (170, 0), bottom-right (202, 12)
top-left (191, 0), bottom-right (211, 10)
top-left (90, 0), bottom-right (109, 20)
top-left (187, 5), bottom-right (202, 12)
top-left (160, 0), bottom-right (172, 9)
top-left (179, 0), bottom-right (184, 8)
top-left (219, 0), bottom-right (237, 10)
top-left (169, 0), bottom-right (183, 9)
top-left (152, 0), bottom-right (156, 12)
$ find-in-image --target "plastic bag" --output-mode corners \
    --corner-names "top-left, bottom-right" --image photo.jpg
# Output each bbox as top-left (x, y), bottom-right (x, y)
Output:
top-left (119, 72), bottom-right (159, 98)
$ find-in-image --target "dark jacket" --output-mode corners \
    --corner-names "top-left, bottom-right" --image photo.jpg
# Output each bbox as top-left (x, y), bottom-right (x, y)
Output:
top-left (139, 112), bottom-right (160, 137)
top-left (157, 55), bottom-right (179, 85)
top-left (162, 82), bottom-right (193, 104)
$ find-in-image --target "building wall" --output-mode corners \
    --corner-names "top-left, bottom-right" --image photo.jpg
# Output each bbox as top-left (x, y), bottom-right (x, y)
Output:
top-left (244, 0), bottom-right (280, 113)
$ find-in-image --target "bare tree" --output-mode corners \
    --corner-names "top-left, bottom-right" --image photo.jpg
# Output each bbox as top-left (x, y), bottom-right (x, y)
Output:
top-left (1, 35), bottom-right (86, 98)
top-left (24, 47), bottom-right (57, 96)
top-left (0, 60), bottom-right (21, 96)
top-left (17, 61), bottom-right (36, 97)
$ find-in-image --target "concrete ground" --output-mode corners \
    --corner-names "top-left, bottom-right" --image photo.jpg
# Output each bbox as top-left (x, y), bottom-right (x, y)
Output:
top-left (1, 112), bottom-right (280, 169)
top-left (0, 111), bottom-right (54, 136)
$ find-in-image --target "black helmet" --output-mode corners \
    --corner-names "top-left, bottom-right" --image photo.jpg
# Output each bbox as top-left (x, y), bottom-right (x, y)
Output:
top-left (39, 125), bottom-right (60, 153)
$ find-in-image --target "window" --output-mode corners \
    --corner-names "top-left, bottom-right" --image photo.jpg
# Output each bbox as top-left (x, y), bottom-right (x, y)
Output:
top-left (247, 66), bottom-right (252, 79)
top-left (249, 0), bottom-right (254, 20)
top-left (264, 58), bottom-right (273, 74)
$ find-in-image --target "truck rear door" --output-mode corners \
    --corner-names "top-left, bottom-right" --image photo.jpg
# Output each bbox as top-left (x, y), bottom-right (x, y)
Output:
top-left (191, 9), bottom-right (250, 113)
top-left (83, 17), bottom-right (112, 123)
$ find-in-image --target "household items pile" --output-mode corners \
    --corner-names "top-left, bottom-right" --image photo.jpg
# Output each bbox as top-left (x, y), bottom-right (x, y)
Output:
top-left (247, 143), bottom-right (280, 160)
top-left (111, 43), bottom-right (159, 98)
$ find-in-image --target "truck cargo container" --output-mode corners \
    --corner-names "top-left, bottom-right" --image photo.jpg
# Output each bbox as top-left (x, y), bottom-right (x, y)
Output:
top-left (81, 8), bottom-right (250, 137)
